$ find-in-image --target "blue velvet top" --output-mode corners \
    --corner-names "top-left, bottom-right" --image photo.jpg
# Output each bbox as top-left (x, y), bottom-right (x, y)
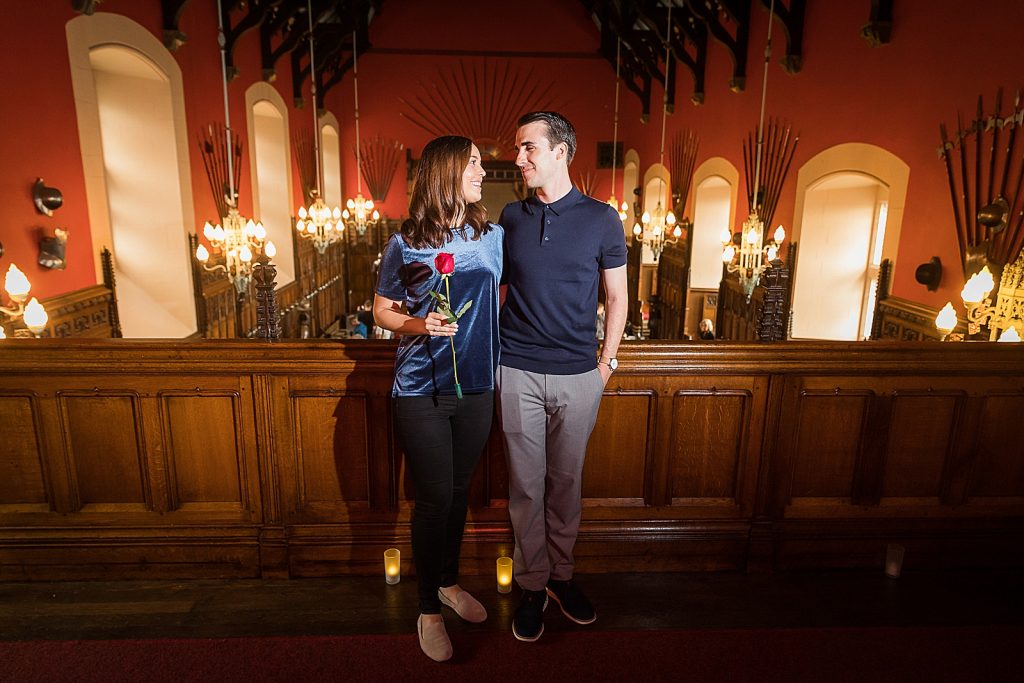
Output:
top-left (376, 225), bottom-right (503, 397)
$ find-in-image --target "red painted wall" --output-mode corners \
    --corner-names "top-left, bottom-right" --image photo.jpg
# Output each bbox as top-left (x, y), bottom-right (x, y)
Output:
top-left (1, 0), bottom-right (1022, 312)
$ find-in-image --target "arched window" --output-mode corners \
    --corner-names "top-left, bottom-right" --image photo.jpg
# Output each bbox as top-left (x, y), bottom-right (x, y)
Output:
top-left (790, 144), bottom-right (909, 340)
top-left (246, 83), bottom-right (295, 286)
top-left (68, 15), bottom-right (197, 337)
top-left (622, 149), bottom-right (640, 238)
top-left (319, 112), bottom-right (342, 209)
top-left (690, 158), bottom-right (740, 291)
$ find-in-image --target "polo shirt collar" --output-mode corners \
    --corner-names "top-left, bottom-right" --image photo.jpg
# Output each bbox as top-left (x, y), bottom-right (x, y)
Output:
top-left (523, 186), bottom-right (582, 216)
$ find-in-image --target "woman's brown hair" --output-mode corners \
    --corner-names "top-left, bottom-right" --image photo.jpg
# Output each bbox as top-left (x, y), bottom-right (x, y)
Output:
top-left (401, 135), bottom-right (491, 248)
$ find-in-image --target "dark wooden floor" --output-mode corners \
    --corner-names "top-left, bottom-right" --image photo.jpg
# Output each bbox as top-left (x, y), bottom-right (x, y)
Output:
top-left (2, 568), bottom-right (1022, 641)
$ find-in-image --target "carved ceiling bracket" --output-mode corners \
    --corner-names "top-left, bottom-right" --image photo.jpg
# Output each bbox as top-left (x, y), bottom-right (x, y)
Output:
top-left (161, 0), bottom-right (193, 51)
top-left (221, 0), bottom-right (279, 81)
top-left (860, 0), bottom-right (894, 47)
top-left (71, 0), bottom-right (103, 15)
top-left (692, 0), bottom-right (750, 93)
top-left (761, 0), bottom-right (805, 75)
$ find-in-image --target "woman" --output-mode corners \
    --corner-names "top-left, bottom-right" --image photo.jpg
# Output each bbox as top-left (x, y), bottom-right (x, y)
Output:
top-left (373, 136), bottom-right (502, 662)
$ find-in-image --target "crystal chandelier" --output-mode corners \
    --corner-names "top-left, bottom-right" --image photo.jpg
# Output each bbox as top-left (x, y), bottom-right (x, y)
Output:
top-left (295, 0), bottom-right (344, 254)
top-left (196, 212), bottom-right (275, 295)
top-left (341, 29), bottom-right (380, 236)
top-left (721, 215), bottom-right (785, 298)
top-left (0, 263), bottom-right (48, 338)
top-left (720, 0), bottom-right (785, 300)
top-left (631, 2), bottom-right (681, 262)
top-left (194, 0), bottom-right (274, 295)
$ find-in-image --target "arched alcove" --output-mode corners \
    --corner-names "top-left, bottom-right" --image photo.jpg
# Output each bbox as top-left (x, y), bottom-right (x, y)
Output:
top-left (245, 82), bottom-right (295, 286)
top-left (790, 144), bottom-right (910, 341)
top-left (67, 14), bottom-right (197, 337)
top-left (319, 111), bottom-right (343, 209)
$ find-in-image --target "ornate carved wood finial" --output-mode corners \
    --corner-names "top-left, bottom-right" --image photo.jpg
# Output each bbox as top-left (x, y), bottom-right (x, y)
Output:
top-left (253, 255), bottom-right (281, 341)
top-left (756, 259), bottom-right (790, 341)
top-left (72, 0), bottom-right (103, 16)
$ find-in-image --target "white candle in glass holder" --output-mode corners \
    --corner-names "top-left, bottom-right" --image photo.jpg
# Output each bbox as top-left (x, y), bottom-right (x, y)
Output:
top-left (384, 548), bottom-right (400, 584)
top-left (496, 556), bottom-right (513, 593)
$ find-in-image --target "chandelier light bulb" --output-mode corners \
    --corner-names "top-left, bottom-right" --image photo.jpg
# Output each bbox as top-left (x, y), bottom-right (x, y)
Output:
top-left (935, 302), bottom-right (958, 334)
top-left (774, 225), bottom-right (786, 243)
top-left (298, 206), bottom-right (308, 220)
top-left (666, 211), bottom-right (677, 227)
top-left (332, 207), bottom-right (341, 221)
top-left (239, 246), bottom-right (253, 263)
top-left (722, 245), bottom-right (736, 263)
top-left (244, 219), bottom-right (257, 237)
top-left (307, 223), bottom-right (316, 234)
top-left (4, 264), bottom-right (31, 301)
top-left (641, 210), bottom-right (651, 225)
top-left (346, 198), bottom-right (356, 210)
top-left (254, 222), bottom-right (267, 240)
top-left (672, 225), bottom-right (682, 238)
top-left (296, 219), bottom-right (305, 233)
top-left (746, 227), bottom-right (759, 245)
top-left (720, 227), bottom-right (732, 244)
top-left (23, 297), bottom-right (47, 334)
top-left (998, 326), bottom-right (1022, 342)
top-left (633, 223), bottom-right (642, 236)
top-left (202, 222), bottom-right (215, 240)
top-left (196, 243), bottom-right (210, 262)
top-left (265, 241), bottom-right (277, 259)
top-left (766, 245), bottom-right (778, 261)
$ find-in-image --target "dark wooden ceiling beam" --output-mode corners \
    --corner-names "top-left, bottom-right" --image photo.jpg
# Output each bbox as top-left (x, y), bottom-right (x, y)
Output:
top-left (861, 0), bottom-right (894, 47)
top-left (760, 0), bottom-right (805, 74)
top-left (689, 0), bottom-right (750, 92)
top-left (161, 0), bottom-right (193, 51)
top-left (222, 0), bottom-right (281, 81)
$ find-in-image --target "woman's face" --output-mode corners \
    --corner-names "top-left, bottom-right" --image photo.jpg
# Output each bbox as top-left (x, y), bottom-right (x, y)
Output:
top-left (461, 144), bottom-right (486, 204)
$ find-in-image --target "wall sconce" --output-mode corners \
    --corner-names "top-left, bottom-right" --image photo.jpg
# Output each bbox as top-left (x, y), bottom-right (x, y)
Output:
top-left (38, 228), bottom-right (68, 270)
top-left (33, 178), bottom-right (63, 217)
top-left (936, 251), bottom-right (1024, 342)
top-left (1, 263), bottom-right (48, 338)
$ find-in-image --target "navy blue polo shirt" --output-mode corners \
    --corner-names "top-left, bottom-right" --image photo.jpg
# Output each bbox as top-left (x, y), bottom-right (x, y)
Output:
top-left (499, 186), bottom-right (627, 374)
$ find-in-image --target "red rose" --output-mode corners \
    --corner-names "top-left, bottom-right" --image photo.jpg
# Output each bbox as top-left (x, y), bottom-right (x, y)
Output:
top-left (435, 252), bottom-right (455, 275)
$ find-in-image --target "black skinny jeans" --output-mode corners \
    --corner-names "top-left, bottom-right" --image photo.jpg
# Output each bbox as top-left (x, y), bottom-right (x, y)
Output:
top-left (392, 391), bottom-right (494, 614)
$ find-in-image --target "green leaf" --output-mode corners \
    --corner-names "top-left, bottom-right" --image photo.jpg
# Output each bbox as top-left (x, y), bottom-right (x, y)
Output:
top-left (454, 300), bottom-right (473, 319)
top-left (428, 290), bottom-right (450, 306)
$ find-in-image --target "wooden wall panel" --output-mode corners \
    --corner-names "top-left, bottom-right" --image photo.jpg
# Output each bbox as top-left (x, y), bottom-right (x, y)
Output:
top-left (583, 392), bottom-right (654, 504)
top-left (162, 394), bottom-right (245, 510)
top-left (882, 393), bottom-right (962, 499)
top-left (788, 391), bottom-right (871, 499)
top-left (60, 393), bottom-right (148, 509)
top-left (0, 394), bottom-right (47, 507)
top-left (288, 392), bottom-right (371, 519)
top-left (970, 393), bottom-right (1024, 498)
top-left (668, 391), bottom-right (749, 503)
top-left (0, 340), bottom-right (1022, 579)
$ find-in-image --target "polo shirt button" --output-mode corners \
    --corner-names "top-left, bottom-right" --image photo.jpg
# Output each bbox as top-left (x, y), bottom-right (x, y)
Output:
top-left (546, 220), bottom-right (551, 224)
top-left (544, 236), bottom-right (550, 241)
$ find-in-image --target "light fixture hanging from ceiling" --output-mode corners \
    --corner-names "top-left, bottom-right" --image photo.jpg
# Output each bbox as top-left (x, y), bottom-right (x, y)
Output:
top-left (607, 37), bottom-right (629, 224)
top-left (720, 0), bottom-right (786, 299)
top-left (632, 2), bottom-right (681, 262)
top-left (295, 0), bottom-right (344, 254)
top-left (194, 0), bottom-right (275, 296)
top-left (341, 29), bottom-right (380, 237)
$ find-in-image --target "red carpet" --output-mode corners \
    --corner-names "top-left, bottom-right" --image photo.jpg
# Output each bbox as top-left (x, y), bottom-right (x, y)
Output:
top-left (2, 626), bottom-right (1021, 682)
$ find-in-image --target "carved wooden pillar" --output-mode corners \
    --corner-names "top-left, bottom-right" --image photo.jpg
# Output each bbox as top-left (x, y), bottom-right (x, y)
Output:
top-left (756, 259), bottom-right (790, 342)
top-left (100, 248), bottom-right (122, 338)
top-left (253, 256), bottom-right (281, 341)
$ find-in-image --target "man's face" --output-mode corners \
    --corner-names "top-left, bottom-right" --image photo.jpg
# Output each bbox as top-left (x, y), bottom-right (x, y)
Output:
top-left (514, 121), bottom-right (565, 190)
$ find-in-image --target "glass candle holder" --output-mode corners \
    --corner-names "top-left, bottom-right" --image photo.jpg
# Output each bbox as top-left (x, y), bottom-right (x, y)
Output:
top-left (496, 556), bottom-right (513, 594)
top-left (384, 548), bottom-right (401, 584)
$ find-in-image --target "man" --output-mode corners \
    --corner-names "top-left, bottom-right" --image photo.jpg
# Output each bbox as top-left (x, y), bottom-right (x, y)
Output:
top-left (498, 111), bottom-right (628, 642)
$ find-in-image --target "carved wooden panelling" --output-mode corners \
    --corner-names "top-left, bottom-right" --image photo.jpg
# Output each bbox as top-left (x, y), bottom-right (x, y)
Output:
top-left (59, 392), bottom-right (148, 509)
top-left (0, 395), bottom-right (46, 506)
top-left (583, 392), bottom-right (655, 503)
top-left (291, 392), bottom-right (371, 513)
top-left (970, 393), bottom-right (1024, 498)
top-left (789, 391), bottom-right (872, 499)
top-left (161, 394), bottom-right (245, 510)
top-left (668, 390), bottom-right (749, 504)
top-left (881, 393), bottom-right (963, 499)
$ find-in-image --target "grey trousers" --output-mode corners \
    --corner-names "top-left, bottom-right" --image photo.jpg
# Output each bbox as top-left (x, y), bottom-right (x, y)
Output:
top-left (497, 364), bottom-right (605, 591)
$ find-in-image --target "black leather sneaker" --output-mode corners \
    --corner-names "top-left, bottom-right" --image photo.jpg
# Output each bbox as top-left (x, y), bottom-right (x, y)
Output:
top-left (512, 588), bottom-right (548, 642)
top-left (546, 578), bottom-right (596, 625)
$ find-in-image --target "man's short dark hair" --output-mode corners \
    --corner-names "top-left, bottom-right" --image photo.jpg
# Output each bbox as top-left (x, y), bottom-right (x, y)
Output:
top-left (518, 111), bottom-right (577, 165)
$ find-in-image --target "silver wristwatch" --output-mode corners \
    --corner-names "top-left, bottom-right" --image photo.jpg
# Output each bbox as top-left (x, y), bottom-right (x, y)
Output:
top-left (598, 356), bottom-right (618, 371)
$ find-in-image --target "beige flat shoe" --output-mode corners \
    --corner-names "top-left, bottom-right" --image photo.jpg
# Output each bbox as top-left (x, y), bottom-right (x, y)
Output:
top-left (438, 587), bottom-right (488, 623)
top-left (417, 614), bottom-right (452, 662)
